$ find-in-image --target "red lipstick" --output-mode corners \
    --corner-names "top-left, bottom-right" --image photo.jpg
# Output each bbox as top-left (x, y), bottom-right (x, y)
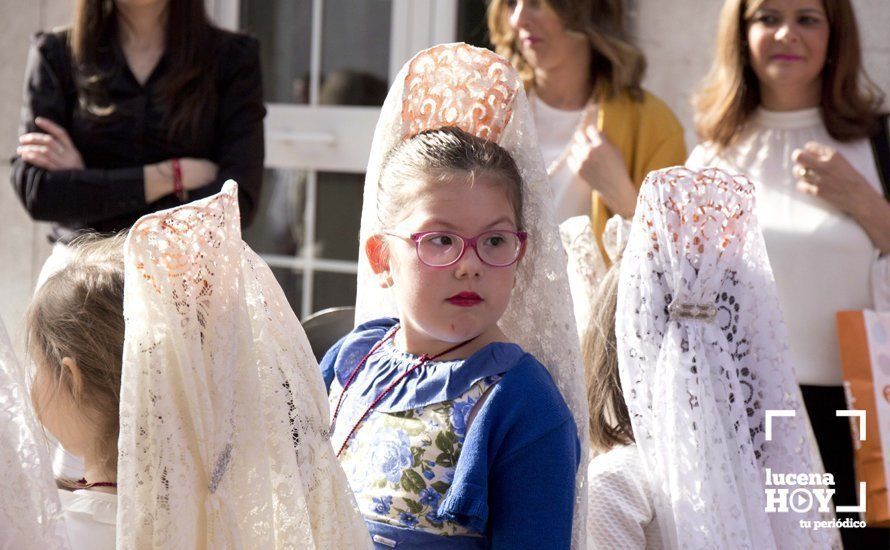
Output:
top-left (447, 292), bottom-right (483, 307)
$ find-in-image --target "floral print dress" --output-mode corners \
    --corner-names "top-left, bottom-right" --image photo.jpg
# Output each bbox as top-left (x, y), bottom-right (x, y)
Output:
top-left (330, 337), bottom-right (500, 537)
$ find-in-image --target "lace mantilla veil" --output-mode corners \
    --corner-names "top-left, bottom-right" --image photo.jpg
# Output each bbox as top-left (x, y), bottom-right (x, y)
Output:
top-left (354, 43), bottom-right (589, 547)
top-left (0, 321), bottom-right (69, 548)
top-left (560, 214), bottom-right (632, 339)
top-left (118, 182), bottom-right (369, 549)
top-left (616, 167), bottom-right (839, 549)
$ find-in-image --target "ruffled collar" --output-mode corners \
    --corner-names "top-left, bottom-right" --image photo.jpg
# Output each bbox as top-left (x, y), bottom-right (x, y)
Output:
top-left (334, 319), bottom-right (525, 413)
top-left (753, 107), bottom-right (821, 130)
top-left (58, 488), bottom-right (117, 525)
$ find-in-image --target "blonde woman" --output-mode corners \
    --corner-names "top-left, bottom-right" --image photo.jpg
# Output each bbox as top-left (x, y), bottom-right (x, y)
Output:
top-left (488, 0), bottom-right (686, 257)
top-left (688, 0), bottom-right (889, 545)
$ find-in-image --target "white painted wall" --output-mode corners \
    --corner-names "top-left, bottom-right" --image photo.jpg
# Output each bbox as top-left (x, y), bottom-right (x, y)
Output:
top-left (0, 0), bottom-right (70, 346)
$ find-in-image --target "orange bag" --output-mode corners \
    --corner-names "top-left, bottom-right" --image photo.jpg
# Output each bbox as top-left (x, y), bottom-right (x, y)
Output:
top-left (836, 310), bottom-right (890, 527)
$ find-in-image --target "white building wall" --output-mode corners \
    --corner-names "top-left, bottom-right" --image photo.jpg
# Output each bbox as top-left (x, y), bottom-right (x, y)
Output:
top-left (0, 0), bottom-right (70, 345)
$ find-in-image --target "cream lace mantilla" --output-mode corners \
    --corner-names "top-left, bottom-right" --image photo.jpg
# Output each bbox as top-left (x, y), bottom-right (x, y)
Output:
top-left (118, 182), bottom-right (369, 549)
top-left (0, 322), bottom-right (68, 548)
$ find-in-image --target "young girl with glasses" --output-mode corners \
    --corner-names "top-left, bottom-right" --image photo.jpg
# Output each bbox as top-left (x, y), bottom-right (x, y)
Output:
top-left (320, 107), bottom-right (581, 547)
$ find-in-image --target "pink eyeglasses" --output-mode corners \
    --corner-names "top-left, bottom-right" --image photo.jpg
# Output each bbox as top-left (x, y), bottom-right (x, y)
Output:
top-left (385, 230), bottom-right (528, 268)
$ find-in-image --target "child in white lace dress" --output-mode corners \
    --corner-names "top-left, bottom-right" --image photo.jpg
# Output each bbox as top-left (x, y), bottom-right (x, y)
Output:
top-left (583, 263), bottom-right (662, 550)
top-left (26, 236), bottom-right (125, 550)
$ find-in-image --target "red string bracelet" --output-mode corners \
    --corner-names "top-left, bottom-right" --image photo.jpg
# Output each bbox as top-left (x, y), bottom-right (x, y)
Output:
top-left (171, 158), bottom-right (187, 201)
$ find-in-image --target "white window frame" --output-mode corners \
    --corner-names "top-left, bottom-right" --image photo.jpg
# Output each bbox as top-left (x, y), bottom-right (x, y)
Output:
top-left (208, 0), bottom-right (457, 318)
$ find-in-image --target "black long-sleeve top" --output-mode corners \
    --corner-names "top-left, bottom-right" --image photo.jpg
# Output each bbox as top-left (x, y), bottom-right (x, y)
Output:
top-left (11, 28), bottom-right (265, 243)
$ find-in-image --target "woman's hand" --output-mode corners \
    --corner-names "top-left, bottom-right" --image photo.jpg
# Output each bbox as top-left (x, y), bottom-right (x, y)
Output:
top-left (793, 141), bottom-right (890, 253)
top-left (17, 117), bottom-right (85, 170)
top-left (566, 126), bottom-right (637, 217)
top-left (792, 142), bottom-right (873, 214)
top-left (144, 158), bottom-right (219, 203)
top-left (179, 158), bottom-right (219, 190)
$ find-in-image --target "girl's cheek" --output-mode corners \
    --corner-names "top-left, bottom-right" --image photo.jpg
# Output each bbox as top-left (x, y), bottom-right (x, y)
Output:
top-left (30, 369), bottom-right (71, 439)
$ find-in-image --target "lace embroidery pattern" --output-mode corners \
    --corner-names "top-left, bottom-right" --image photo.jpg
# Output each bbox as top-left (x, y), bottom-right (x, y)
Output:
top-left (0, 322), bottom-right (68, 549)
top-left (402, 43), bottom-right (518, 142)
top-left (616, 167), bottom-right (839, 549)
top-left (119, 182), bottom-right (369, 549)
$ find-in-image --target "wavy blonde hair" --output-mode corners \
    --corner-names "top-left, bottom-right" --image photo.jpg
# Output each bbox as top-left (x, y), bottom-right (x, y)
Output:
top-left (694, 0), bottom-right (884, 149)
top-left (487, 0), bottom-right (645, 102)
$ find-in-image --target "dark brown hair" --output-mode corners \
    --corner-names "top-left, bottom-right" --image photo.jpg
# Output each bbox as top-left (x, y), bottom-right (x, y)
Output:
top-left (27, 234), bottom-right (125, 479)
top-left (378, 126), bottom-right (525, 230)
top-left (583, 262), bottom-right (634, 453)
top-left (71, 0), bottom-right (218, 140)
top-left (487, 0), bottom-right (645, 101)
top-left (694, 0), bottom-right (884, 148)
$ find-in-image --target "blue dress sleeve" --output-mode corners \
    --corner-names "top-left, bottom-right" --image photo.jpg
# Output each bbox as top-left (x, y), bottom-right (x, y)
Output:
top-left (437, 355), bottom-right (580, 546)
top-left (487, 419), bottom-right (579, 548)
top-left (319, 335), bottom-right (346, 393)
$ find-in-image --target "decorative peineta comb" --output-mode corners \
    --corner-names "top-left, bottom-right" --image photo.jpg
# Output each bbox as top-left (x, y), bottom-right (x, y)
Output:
top-left (401, 43), bottom-right (520, 142)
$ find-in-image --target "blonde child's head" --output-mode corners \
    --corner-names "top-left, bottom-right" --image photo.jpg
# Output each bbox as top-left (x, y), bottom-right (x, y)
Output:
top-left (366, 126), bottom-right (527, 347)
top-left (27, 235), bottom-right (125, 481)
top-left (583, 262), bottom-right (634, 454)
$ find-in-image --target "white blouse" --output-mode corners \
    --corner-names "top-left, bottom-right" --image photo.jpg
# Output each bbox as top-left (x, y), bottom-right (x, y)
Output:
top-left (531, 95), bottom-right (597, 223)
top-left (687, 107), bottom-right (882, 386)
top-left (587, 444), bottom-right (663, 549)
top-left (58, 488), bottom-right (116, 550)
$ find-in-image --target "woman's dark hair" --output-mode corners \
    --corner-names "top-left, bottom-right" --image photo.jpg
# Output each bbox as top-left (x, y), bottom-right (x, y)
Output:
top-left (71, 0), bottom-right (218, 140)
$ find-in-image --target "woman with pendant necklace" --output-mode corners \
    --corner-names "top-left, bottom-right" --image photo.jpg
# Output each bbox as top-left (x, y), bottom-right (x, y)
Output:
top-left (488, 0), bottom-right (687, 258)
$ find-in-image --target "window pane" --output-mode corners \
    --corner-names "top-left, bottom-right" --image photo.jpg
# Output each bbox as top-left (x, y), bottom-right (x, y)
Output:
top-left (315, 172), bottom-right (364, 261)
top-left (313, 272), bottom-right (358, 313)
top-left (271, 267), bottom-right (304, 318)
top-left (320, 0), bottom-right (391, 106)
top-left (243, 168), bottom-right (305, 256)
top-left (457, 0), bottom-right (491, 48)
top-left (240, 1), bottom-right (313, 104)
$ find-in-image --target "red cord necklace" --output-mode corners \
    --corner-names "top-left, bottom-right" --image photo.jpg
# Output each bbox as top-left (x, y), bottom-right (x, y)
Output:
top-left (77, 478), bottom-right (117, 489)
top-left (330, 326), bottom-right (478, 458)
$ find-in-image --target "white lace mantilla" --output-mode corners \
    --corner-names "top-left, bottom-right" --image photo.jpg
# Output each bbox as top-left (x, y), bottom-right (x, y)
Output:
top-left (616, 167), bottom-right (839, 549)
top-left (118, 182), bottom-right (370, 549)
top-left (560, 214), bottom-right (631, 338)
top-left (0, 321), bottom-right (69, 549)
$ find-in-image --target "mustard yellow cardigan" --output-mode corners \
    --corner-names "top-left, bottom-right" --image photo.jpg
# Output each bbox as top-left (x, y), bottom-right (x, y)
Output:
top-left (592, 89), bottom-right (687, 260)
